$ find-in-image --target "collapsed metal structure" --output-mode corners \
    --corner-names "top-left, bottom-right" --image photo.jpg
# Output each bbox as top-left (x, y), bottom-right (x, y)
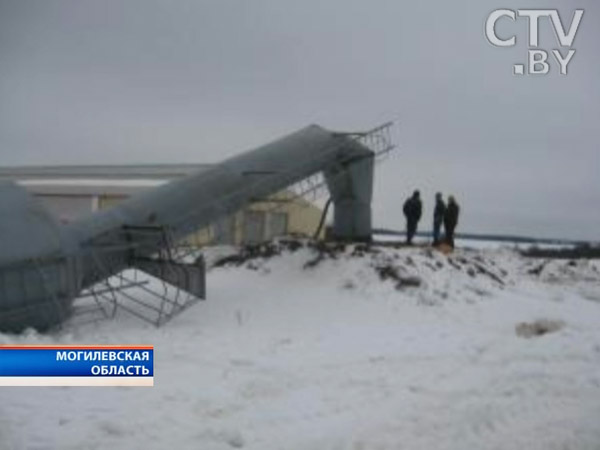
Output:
top-left (0, 123), bottom-right (394, 332)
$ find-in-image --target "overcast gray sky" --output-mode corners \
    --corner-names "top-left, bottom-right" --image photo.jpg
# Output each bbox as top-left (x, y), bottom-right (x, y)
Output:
top-left (1, 0), bottom-right (598, 240)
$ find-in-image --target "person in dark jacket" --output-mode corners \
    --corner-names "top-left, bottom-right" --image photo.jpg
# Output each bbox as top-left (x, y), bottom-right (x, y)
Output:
top-left (432, 192), bottom-right (446, 246)
top-left (444, 195), bottom-right (460, 248)
top-left (403, 190), bottom-right (422, 245)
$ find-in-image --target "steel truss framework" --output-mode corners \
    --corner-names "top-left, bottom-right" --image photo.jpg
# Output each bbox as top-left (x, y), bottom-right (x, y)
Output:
top-left (65, 122), bottom-right (395, 328)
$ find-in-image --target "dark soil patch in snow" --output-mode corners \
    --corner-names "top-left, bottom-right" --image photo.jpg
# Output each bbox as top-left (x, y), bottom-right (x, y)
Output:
top-left (213, 242), bottom-right (283, 267)
top-left (447, 258), bottom-right (463, 271)
top-left (527, 261), bottom-right (548, 276)
top-left (374, 264), bottom-right (422, 290)
top-left (351, 243), bottom-right (375, 257)
top-left (278, 239), bottom-right (304, 253)
top-left (472, 262), bottom-right (506, 285)
top-left (303, 241), bottom-right (347, 269)
top-left (516, 319), bottom-right (565, 338)
top-left (449, 257), bottom-right (506, 286)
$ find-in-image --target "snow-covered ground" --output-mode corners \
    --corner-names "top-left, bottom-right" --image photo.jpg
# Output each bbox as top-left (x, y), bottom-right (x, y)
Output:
top-left (1, 242), bottom-right (600, 450)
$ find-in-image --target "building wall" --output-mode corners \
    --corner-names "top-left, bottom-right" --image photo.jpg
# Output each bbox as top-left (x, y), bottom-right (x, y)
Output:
top-left (245, 193), bottom-right (324, 241)
top-left (98, 195), bottom-right (128, 211)
top-left (103, 191), bottom-right (324, 245)
top-left (165, 196), bottom-right (324, 246)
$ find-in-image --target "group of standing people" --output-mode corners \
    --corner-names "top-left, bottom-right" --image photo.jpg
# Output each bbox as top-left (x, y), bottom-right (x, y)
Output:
top-left (403, 190), bottom-right (460, 248)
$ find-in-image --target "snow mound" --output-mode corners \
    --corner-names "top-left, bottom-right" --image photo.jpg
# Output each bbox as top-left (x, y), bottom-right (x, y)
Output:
top-left (209, 240), bottom-right (521, 307)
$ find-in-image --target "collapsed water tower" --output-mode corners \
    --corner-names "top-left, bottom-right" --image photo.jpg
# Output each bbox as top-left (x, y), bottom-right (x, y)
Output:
top-left (0, 123), bottom-right (394, 332)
